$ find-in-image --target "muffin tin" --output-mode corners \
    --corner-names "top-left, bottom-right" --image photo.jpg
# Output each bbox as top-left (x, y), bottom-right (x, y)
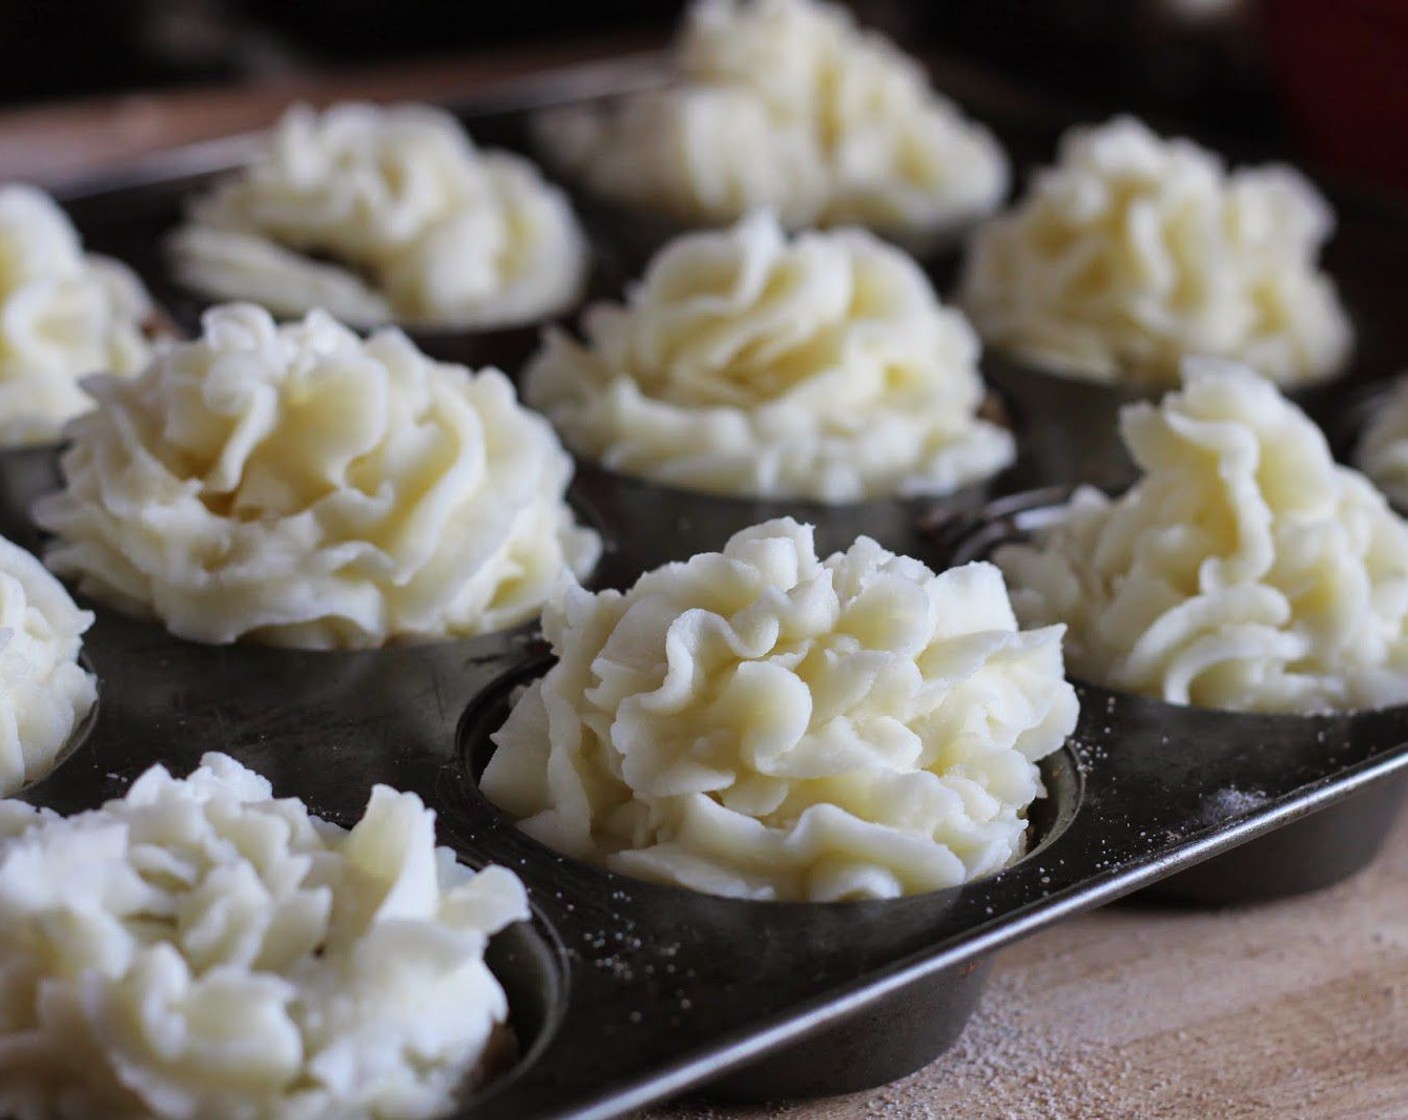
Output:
top-left (18, 49), bottom-right (1408, 1118)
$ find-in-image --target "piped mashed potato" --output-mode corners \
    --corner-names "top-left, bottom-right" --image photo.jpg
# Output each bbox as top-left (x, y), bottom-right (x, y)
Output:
top-left (0, 184), bottom-right (154, 446)
top-left (996, 361), bottom-right (1408, 713)
top-left (169, 102), bottom-right (588, 330)
top-left (959, 117), bottom-right (1352, 389)
top-left (0, 752), bottom-right (529, 1120)
top-left (482, 518), bottom-right (1078, 901)
top-left (0, 533), bottom-right (96, 795)
top-left (1355, 375), bottom-right (1408, 508)
top-left (538, 0), bottom-right (1007, 246)
top-left (34, 304), bottom-right (600, 648)
top-left (524, 213), bottom-right (1015, 503)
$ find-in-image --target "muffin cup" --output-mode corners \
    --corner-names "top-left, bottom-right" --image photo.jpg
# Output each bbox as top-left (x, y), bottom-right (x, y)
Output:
top-left (14, 600), bottom-right (561, 1096)
top-left (1322, 376), bottom-right (1408, 520)
top-left (555, 181), bottom-right (974, 299)
top-left (403, 322), bottom-right (546, 378)
top-left (159, 224), bottom-right (639, 380)
top-left (550, 184), bottom-right (701, 280)
top-left (60, 171), bottom-right (617, 383)
top-left (567, 457), bottom-right (1009, 590)
top-left (940, 484), bottom-right (1408, 904)
top-left (457, 656), bottom-right (1083, 1100)
top-left (0, 443), bottom-right (65, 555)
top-left (978, 348), bottom-right (1369, 492)
top-left (1141, 774), bottom-right (1408, 905)
top-left (979, 352), bottom-right (1147, 491)
top-left (703, 956), bottom-right (995, 1100)
top-left (162, 260), bottom-right (618, 383)
top-left (531, 94), bottom-right (978, 289)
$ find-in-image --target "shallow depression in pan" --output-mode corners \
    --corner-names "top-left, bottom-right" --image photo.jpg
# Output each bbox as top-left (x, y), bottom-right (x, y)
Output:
top-left (1, 628), bottom-right (574, 1120)
top-left (9, 621), bottom-right (572, 1116)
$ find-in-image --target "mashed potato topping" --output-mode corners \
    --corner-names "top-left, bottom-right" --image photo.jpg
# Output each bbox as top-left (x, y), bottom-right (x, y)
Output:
top-left (0, 533), bottom-right (96, 796)
top-left (538, 0), bottom-right (1007, 246)
top-left (960, 117), bottom-right (1351, 388)
top-left (0, 752), bottom-right (529, 1120)
top-left (35, 304), bottom-right (599, 647)
top-left (0, 185), bottom-right (154, 445)
top-left (525, 213), bottom-right (1014, 502)
top-left (997, 362), bottom-right (1408, 712)
top-left (483, 518), bottom-right (1077, 901)
top-left (170, 103), bottom-right (587, 330)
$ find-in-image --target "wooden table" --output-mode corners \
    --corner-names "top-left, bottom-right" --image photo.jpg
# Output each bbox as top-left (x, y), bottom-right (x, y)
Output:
top-left (4, 41), bottom-right (1406, 1120)
top-left (0, 34), bottom-right (658, 187)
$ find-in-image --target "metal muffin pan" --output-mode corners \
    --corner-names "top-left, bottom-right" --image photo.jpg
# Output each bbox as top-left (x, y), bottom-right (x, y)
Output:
top-left (14, 49), bottom-right (1408, 1118)
top-left (13, 445), bottom-right (1408, 1118)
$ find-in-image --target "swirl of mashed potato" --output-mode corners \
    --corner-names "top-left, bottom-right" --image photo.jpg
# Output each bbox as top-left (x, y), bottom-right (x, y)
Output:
top-left (959, 117), bottom-right (1352, 389)
top-left (0, 185), bottom-right (154, 446)
top-left (537, 0), bottom-right (1007, 247)
top-left (524, 213), bottom-right (1015, 503)
top-left (482, 518), bottom-right (1078, 902)
top-left (169, 102), bottom-right (588, 330)
top-left (0, 533), bottom-right (97, 795)
top-left (1355, 375), bottom-right (1408, 509)
top-left (538, 85), bottom-right (830, 230)
top-left (0, 752), bottom-right (530, 1120)
top-left (34, 303), bottom-right (600, 648)
top-left (996, 361), bottom-right (1408, 713)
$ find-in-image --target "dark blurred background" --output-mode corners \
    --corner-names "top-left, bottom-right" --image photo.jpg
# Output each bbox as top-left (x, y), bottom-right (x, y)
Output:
top-left (1, 0), bottom-right (1403, 194)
